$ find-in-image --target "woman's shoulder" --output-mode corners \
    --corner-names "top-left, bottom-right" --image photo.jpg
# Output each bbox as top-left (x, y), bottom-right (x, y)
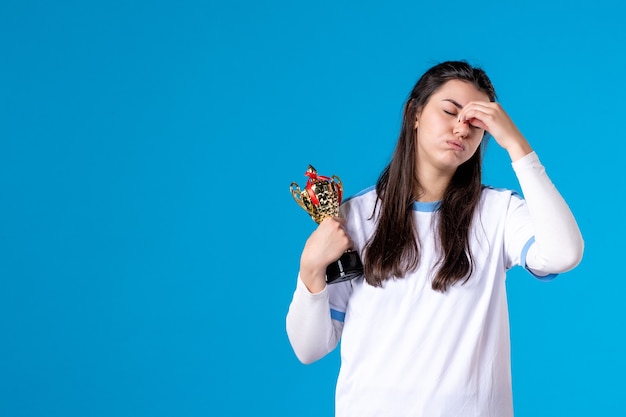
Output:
top-left (340, 186), bottom-right (378, 215)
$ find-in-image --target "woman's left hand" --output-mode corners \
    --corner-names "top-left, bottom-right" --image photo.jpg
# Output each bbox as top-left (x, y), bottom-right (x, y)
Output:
top-left (458, 101), bottom-right (532, 161)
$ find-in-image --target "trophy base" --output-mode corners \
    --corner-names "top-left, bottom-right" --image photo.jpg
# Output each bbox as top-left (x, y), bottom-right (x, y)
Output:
top-left (326, 250), bottom-right (363, 284)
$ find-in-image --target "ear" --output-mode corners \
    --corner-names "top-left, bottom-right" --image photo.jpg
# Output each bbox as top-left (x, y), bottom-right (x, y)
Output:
top-left (413, 105), bottom-right (422, 129)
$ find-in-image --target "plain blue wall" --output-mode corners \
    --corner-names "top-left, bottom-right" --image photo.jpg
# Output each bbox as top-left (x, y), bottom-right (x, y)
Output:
top-left (1, 0), bottom-right (623, 415)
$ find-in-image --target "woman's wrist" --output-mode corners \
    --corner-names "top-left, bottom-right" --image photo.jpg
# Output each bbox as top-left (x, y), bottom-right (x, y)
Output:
top-left (505, 139), bottom-right (533, 162)
top-left (299, 265), bottom-right (327, 294)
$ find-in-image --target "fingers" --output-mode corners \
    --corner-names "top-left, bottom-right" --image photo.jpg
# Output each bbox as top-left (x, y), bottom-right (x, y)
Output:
top-left (323, 216), bottom-right (347, 227)
top-left (318, 217), bottom-right (353, 251)
top-left (458, 101), bottom-right (530, 157)
top-left (458, 101), bottom-right (501, 129)
top-left (301, 217), bottom-right (353, 270)
top-left (458, 101), bottom-right (518, 138)
top-left (299, 217), bottom-right (353, 292)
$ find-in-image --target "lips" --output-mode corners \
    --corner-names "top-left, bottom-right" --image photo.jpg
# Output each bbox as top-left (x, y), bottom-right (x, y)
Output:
top-left (447, 140), bottom-right (465, 151)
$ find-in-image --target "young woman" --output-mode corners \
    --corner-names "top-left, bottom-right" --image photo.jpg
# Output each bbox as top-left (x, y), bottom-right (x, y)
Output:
top-left (286, 61), bottom-right (584, 417)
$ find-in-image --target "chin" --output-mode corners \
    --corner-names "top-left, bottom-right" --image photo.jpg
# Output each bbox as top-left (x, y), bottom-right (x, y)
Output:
top-left (439, 154), bottom-right (468, 170)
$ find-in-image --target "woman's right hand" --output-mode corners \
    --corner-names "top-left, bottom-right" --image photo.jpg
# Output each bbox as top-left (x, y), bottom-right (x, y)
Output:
top-left (299, 217), bottom-right (354, 293)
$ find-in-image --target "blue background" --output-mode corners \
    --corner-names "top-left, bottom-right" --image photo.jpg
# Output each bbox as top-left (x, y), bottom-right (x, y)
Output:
top-left (1, 0), bottom-right (623, 416)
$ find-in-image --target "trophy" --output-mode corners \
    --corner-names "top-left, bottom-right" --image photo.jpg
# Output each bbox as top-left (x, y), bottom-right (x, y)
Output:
top-left (290, 165), bottom-right (363, 284)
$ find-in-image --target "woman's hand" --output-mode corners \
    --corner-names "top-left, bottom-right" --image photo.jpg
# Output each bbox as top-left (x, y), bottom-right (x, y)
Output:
top-left (458, 101), bottom-right (533, 161)
top-left (299, 217), bottom-right (353, 293)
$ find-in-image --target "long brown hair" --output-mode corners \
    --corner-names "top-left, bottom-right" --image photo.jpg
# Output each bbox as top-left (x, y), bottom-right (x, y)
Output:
top-left (364, 61), bottom-right (497, 292)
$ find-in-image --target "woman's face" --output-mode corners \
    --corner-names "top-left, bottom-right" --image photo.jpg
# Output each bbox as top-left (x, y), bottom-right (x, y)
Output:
top-left (414, 79), bottom-right (490, 175)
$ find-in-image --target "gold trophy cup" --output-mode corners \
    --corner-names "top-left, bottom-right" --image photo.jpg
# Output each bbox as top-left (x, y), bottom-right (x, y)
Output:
top-left (290, 165), bottom-right (363, 284)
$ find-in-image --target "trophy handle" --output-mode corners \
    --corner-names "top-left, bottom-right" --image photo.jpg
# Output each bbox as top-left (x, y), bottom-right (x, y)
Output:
top-left (290, 182), bottom-right (308, 212)
top-left (331, 175), bottom-right (343, 205)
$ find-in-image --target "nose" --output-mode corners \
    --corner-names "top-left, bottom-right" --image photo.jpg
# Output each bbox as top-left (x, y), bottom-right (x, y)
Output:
top-left (453, 118), bottom-right (470, 138)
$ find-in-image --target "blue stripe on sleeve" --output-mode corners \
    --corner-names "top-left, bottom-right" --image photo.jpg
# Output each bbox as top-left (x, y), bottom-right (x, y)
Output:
top-left (330, 309), bottom-right (346, 322)
top-left (521, 236), bottom-right (558, 282)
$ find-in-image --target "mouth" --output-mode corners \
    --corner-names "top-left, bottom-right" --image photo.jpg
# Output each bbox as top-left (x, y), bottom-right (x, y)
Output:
top-left (447, 140), bottom-right (465, 151)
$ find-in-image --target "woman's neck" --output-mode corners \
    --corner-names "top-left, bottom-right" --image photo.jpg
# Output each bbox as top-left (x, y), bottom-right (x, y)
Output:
top-left (415, 167), bottom-right (453, 202)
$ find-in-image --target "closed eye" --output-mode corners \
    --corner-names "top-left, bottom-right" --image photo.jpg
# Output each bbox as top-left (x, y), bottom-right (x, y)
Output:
top-left (443, 110), bottom-right (457, 116)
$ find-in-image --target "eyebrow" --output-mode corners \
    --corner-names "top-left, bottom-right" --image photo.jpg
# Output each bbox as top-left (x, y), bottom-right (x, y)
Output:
top-left (442, 99), bottom-right (463, 109)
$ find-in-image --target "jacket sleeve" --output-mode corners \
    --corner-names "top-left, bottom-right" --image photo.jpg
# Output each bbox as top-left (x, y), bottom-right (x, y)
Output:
top-left (285, 276), bottom-right (343, 364)
top-left (512, 152), bottom-right (584, 275)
